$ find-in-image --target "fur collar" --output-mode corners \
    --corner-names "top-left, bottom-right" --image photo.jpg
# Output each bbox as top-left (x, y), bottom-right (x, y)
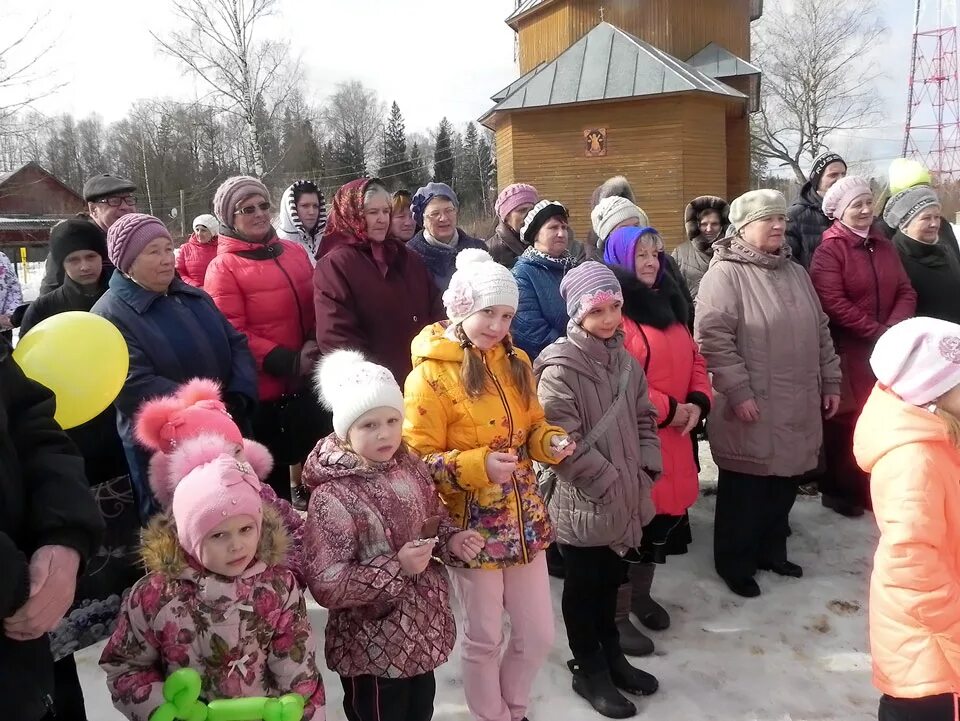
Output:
top-left (612, 266), bottom-right (688, 330)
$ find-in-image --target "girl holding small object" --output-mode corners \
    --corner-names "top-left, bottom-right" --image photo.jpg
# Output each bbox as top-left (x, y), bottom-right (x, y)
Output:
top-left (403, 249), bottom-right (575, 721)
top-left (99, 423), bottom-right (325, 721)
top-left (536, 262), bottom-right (662, 719)
top-left (302, 349), bottom-right (483, 721)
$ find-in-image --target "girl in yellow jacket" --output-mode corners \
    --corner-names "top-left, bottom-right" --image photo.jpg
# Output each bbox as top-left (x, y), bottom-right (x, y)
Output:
top-left (403, 249), bottom-right (575, 721)
top-left (854, 316), bottom-right (960, 721)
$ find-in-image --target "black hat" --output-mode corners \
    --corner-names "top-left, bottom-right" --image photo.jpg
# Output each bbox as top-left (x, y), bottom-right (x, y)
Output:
top-left (520, 200), bottom-right (568, 246)
top-left (49, 218), bottom-right (107, 269)
top-left (82, 174), bottom-right (136, 202)
top-left (809, 152), bottom-right (847, 186)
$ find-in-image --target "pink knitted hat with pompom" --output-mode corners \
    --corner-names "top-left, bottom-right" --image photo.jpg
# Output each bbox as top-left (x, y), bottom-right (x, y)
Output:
top-left (135, 379), bottom-right (243, 454)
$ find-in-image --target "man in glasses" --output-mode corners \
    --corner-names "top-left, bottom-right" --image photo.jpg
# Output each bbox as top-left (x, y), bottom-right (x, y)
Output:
top-left (39, 174), bottom-right (137, 296)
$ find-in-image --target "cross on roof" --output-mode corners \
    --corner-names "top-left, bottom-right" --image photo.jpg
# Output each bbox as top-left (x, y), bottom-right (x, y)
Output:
top-left (599, 5), bottom-right (605, 21)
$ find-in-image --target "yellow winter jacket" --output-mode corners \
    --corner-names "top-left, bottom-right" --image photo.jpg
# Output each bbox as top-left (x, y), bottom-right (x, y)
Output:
top-left (854, 385), bottom-right (960, 700)
top-left (403, 322), bottom-right (564, 569)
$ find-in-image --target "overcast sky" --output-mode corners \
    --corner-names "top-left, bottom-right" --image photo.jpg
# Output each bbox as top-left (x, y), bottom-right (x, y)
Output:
top-left (0, 0), bottom-right (949, 172)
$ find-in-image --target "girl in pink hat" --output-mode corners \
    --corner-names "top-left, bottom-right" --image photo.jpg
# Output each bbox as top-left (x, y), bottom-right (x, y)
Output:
top-left (99, 428), bottom-right (326, 720)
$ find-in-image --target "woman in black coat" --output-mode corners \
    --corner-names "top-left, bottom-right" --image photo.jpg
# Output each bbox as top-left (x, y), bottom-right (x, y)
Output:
top-left (0, 337), bottom-right (104, 720)
top-left (884, 187), bottom-right (960, 325)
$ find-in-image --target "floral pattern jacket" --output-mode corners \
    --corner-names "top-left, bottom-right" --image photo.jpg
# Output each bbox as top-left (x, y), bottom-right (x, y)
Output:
top-left (301, 435), bottom-right (457, 679)
top-left (99, 507), bottom-right (325, 721)
top-left (403, 322), bottom-right (565, 569)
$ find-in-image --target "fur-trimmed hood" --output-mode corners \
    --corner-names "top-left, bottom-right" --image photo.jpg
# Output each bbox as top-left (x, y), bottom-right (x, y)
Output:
top-left (301, 433), bottom-right (418, 488)
top-left (612, 266), bottom-right (688, 330)
top-left (684, 196), bottom-right (730, 243)
top-left (140, 503), bottom-right (289, 578)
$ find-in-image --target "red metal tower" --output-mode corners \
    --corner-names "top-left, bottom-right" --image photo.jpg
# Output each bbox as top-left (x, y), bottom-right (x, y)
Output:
top-left (903, 0), bottom-right (960, 180)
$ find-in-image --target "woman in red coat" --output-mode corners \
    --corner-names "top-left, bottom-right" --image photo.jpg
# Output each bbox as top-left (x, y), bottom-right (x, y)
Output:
top-left (604, 225), bottom-right (712, 655)
top-left (314, 177), bottom-right (443, 385)
top-left (811, 176), bottom-right (917, 516)
top-left (205, 176), bottom-right (328, 505)
top-left (175, 214), bottom-right (219, 286)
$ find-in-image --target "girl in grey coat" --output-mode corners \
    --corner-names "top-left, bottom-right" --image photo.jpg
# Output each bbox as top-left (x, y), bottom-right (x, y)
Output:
top-left (535, 262), bottom-right (662, 720)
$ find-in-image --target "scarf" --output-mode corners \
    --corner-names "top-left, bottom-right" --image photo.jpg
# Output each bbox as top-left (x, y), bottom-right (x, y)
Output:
top-left (285, 180), bottom-right (327, 255)
top-left (521, 245), bottom-right (576, 271)
top-left (603, 225), bottom-right (667, 285)
top-left (321, 178), bottom-right (394, 275)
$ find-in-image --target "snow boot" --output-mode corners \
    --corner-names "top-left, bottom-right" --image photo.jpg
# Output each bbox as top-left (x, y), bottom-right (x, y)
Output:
top-left (604, 650), bottom-right (659, 696)
top-left (614, 583), bottom-right (654, 656)
top-left (567, 658), bottom-right (636, 718)
top-left (629, 562), bottom-right (670, 631)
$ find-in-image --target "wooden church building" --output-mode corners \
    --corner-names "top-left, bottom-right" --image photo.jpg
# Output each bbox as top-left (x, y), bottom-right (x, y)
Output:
top-left (480, 0), bottom-right (763, 247)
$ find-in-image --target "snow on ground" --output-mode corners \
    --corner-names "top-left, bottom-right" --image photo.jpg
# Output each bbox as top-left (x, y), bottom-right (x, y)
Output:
top-left (76, 450), bottom-right (880, 721)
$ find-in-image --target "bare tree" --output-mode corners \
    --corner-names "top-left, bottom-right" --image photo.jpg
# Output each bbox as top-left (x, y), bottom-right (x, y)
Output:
top-left (323, 81), bottom-right (385, 173)
top-left (152, 0), bottom-right (301, 177)
top-left (0, 11), bottom-right (64, 140)
top-left (750, 0), bottom-right (886, 184)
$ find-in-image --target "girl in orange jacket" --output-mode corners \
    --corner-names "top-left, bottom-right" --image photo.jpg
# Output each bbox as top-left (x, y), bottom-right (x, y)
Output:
top-left (854, 316), bottom-right (960, 721)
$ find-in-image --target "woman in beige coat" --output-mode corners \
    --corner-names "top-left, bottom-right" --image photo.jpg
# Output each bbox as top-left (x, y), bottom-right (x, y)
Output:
top-left (695, 190), bottom-right (841, 599)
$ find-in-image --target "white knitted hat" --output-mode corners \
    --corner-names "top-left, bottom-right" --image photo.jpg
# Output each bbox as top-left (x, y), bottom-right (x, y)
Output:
top-left (871, 317), bottom-right (960, 407)
top-left (443, 248), bottom-right (519, 324)
top-left (314, 350), bottom-right (405, 439)
top-left (591, 196), bottom-right (649, 242)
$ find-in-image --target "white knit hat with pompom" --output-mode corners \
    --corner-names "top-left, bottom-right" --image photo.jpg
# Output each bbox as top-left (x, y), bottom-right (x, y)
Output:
top-left (314, 350), bottom-right (405, 439)
top-left (442, 248), bottom-right (519, 324)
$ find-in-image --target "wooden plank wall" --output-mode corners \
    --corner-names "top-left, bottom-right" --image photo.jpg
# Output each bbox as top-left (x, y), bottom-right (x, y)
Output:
top-left (517, 0), bottom-right (752, 73)
top-left (500, 96), bottom-right (734, 249)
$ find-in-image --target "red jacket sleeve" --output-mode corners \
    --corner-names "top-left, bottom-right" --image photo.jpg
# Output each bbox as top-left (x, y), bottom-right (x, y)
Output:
top-left (622, 319), bottom-right (674, 425)
top-left (810, 241), bottom-right (886, 340)
top-left (205, 257), bottom-right (289, 370)
top-left (687, 334), bottom-right (713, 410)
top-left (885, 249), bottom-right (918, 327)
top-left (175, 246), bottom-right (191, 285)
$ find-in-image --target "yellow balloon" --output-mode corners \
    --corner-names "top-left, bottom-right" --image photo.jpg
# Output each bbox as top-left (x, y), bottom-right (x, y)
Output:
top-left (13, 312), bottom-right (128, 430)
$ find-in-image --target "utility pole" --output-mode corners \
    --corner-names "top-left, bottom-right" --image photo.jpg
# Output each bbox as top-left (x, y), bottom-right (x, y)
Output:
top-left (179, 189), bottom-right (186, 237)
top-left (140, 132), bottom-right (154, 215)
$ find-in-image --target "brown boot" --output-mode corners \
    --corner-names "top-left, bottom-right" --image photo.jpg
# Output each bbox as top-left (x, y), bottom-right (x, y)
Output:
top-left (615, 583), bottom-right (654, 657)
top-left (629, 562), bottom-right (670, 631)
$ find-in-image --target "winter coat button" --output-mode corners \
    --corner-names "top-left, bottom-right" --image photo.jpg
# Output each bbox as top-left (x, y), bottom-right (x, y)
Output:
top-left (413, 315), bottom-right (418, 322)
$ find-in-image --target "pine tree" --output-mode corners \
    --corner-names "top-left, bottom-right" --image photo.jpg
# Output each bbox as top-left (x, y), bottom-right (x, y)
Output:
top-left (302, 119), bottom-right (324, 178)
top-left (407, 141), bottom-right (427, 190)
top-left (477, 131), bottom-right (496, 212)
top-left (433, 117), bottom-right (455, 187)
top-left (460, 122), bottom-right (483, 209)
top-left (379, 101), bottom-right (411, 185)
top-left (333, 129), bottom-right (366, 181)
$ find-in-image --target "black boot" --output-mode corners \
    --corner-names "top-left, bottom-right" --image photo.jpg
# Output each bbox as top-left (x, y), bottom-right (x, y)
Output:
top-left (604, 650), bottom-right (659, 696)
top-left (546, 543), bottom-right (566, 579)
top-left (567, 658), bottom-right (636, 718)
top-left (614, 583), bottom-right (654, 656)
top-left (629, 562), bottom-right (670, 631)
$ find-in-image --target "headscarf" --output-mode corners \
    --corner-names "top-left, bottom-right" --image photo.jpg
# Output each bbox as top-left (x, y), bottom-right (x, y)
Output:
top-left (320, 177), bottom-right (396, 275)
top-left (603, 226), bottom-right (666, 284)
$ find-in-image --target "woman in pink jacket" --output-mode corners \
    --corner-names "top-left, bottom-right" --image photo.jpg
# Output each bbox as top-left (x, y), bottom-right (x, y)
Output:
top-left (604, 225), bottom-right (712, 655)
top-left (99, 425), bottom-right (325, 721)
top-left (175, 214), bottom-right (220, 287)
top-left (854, 317), bottom-right (960, 721)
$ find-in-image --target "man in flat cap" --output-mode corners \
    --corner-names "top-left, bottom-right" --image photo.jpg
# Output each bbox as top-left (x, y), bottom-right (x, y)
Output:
top-left (38, 174), bottom-right (137, 296)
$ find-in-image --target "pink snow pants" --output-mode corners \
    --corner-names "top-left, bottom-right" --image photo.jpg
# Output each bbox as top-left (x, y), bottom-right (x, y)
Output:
top-left (448, 552), bottom-right (555, 721)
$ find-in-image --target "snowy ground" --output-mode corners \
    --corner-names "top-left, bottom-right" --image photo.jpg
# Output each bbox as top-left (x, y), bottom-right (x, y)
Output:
top-left (76, 449), bottom-right (880, 720)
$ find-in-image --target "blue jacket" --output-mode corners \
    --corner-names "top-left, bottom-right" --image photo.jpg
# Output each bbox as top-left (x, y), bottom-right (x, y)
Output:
top-left (407, 229), bottom-right (487, 291)
top-left (511, 253), bottom-right (570, 360)
top-left (91, 273), bottom-right (257, 520)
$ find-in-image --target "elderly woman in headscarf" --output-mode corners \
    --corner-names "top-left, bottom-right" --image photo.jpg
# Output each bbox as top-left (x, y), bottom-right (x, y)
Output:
top-left (91, 213), bottom-right (257, 520)
top-left (406, 182), bottom-right (487, 291)
top-left (695, 190), bottom-right (841, 599)
top-left (810, 177), bottom-right (916, 517)
top-left (276, 179), bottom-right (327, 265)
top-left (315, 177), bottom-right (443, 384)
top-left (175, 213), bottom-right (220, 287)
top-left (205, 176), bottom-right (324, 504)
top-left (884, 186), bottom-right (960, 325)
top-left (487, 183), bottom-right (539, 269)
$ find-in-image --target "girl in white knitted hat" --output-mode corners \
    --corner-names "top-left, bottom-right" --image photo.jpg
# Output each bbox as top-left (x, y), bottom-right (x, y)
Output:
top-left (301, 349), bottom-right (483, 721)
top-left (403, 248), bottom-right (576, 721)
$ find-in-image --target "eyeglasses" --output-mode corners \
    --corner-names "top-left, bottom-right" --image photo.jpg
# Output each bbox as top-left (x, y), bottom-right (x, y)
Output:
top-left (425, 208), bottom-right (457, 221)
top-left (235, 201), bottom-right (271, 216)
top-left (96, 195), bottom-right (137, 208)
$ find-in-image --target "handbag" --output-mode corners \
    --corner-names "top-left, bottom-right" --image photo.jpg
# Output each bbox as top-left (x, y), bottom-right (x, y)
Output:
top-left (49, 473), bottom-right (142, 661)
top-left (538, 362), bottom-right (633, 505)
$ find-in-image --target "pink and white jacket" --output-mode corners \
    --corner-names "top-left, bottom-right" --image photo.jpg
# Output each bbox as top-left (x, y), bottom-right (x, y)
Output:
top-left (301, 434), bottom-right (457, 679)
top-left (99, 508), bottom-right (325, 721)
